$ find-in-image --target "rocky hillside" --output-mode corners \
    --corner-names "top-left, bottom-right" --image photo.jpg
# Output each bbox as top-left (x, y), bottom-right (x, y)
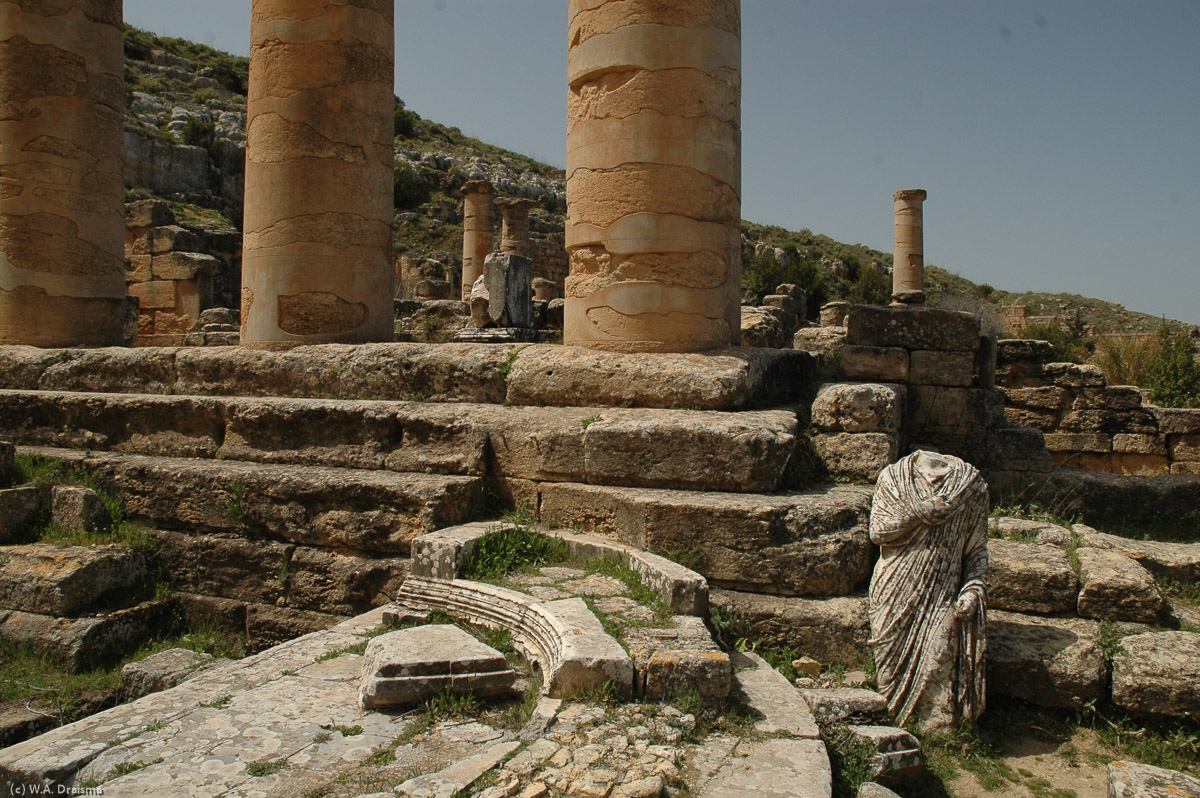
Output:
top-left (118, 25), bottom-right (1193, 337)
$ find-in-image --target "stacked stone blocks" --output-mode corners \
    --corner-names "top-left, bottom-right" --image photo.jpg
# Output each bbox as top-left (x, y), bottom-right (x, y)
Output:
top-left (124, 201), bottom-right (220, 343)
top-left (997, 339), bottom-right (1200, 476)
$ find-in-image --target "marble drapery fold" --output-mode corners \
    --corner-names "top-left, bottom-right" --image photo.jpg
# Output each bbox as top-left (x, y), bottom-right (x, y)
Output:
top-left (868, 450), bottom-right (989, 731)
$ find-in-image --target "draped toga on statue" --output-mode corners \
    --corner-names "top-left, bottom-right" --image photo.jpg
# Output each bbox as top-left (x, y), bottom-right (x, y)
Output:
top-left (868, 450), bottom-right (989, 732)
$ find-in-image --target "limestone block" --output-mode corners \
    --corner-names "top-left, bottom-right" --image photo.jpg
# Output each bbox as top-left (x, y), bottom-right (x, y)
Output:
top-left (812, 432), bottom-right (897, 483)
top-left (628, 618), bottom-right (731, 701)
top-left (858, 785), bottom-right (902, 798)
top-left (845, 306), bottom-right (980, 352)
top-left (125, 200), bottom-right (175, 230)
top-left (1112, 433), bottom-right (1167, 455)
top-left (565, 0), bottom-right (742, 353)
top-left (242, 0), bottom-right (395, 346)
top-left (820, 301), bottom-right (851, 327)
top-left (811, 383), bottom-right (903, 433)
top-left (358, 625), bottom-right (516, 709)
top-left (0, 0), bottom-right (128, 346)
top-left (0, 600), bottom-right (176, 671)
top-left (1170, 433), bottom-right (1200, 462)
top-left (990, 516), bottom-right (1073, 546)
top-left (794, 326), bottom-right (847, 355)
top-left (1111, 453), bottom-right (1170, 477)
top-left (1108, 761), bottom-right (1200, 798)
top-left (1111, 631), bottom-right (1200, 717)
top-left (50, 485), bottom-right (109, 533)
top-left (996, 338), bottom-right (1057, 365)
top-left (1076, 548), bottom-right (1163, 622)
top-left (0, 542), bottom-right (147, 617)
top-left (396, 741), bottom-right (522, 798)
top-left (987, 540), bottom-right (1078, 615)
top-left (741, 306), bottom-right (789, 349)
top-left (129, 280), bottom-right (177, 310)
top-left (539, 483), bottom-right (874, 597)
top-left (152, 530), bottom-right (292, 606)
top-left (1003, 386), bottom-right (1073, 411)
top-left (847, 725), bottom-right (924, 782)
top-left (506, 344), bottom-right (818, 410)
top-left (908, 349), bottom-right (975, 387)
top-left (1043, 362), bottom-right (1107, 388)
top-left (34, 448), bottom-right (479, 555)
top-left (986, 611), bottom-right (1106, 708)
top-left (797, 687), bottom-right (889, 725)
top-left (150, 251), bottom-right (220, 281)
top-left (0, 485), bottom-right (47, 543)
top-left (839, 346), bottom-right (908, 383)
top-left (126, 254), bottom-right (153, 283)
top-left (120, 648), bottom-right (215, 700)
top-left (244, 602), bottom-right (344, 650)
top-left (1072, 524), bottom-right (1200, 582)
top-left (1154, 407), bottom-right (1200, 435)
top-left (134, 225), bottom-right (203, 256)
top-left (984, 427), bottom-right (1053, 473)
top-left (709, 589), bottom-right (870, 663)
top-left (907, 385), bottom-right (1005, 436)
top-left (728, 651), bottom-right (819, 738)
top-left (699, 738), bottom-right (832, 798)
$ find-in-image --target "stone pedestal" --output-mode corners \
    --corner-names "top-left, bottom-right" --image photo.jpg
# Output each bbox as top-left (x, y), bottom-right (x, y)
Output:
top-left (0, 0), bottom-right (127, 346)
top-left (240, 0), bottom-right (395, 349)
top-left (461, 180), bottom-right (493, 301)
top-left (891, 189), bottom-right (927, 306)
top-left (564, 0), bottom-right (742, 353)
top-left (495, 196), bottom-right (537, 256)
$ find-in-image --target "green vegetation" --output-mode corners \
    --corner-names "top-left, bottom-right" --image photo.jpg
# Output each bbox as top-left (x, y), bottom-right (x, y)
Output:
top-left (460, 518), bottom-right (568, 581)
top-left (123, 24), bottom-right (248, 96)
top-left (1145, 324), bottom-right (1200, 407)
top-left (826, 724), bottom-right (881, 798)
top-left (200, 694), bottom-right (232, 709)
top-left (245, 759), bottom-right (287, 777)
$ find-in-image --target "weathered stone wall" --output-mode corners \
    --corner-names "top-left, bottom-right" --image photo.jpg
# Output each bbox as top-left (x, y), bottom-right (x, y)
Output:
top-left (0, 0), bottom-right (127, 347)
top-left (240, 0), bottom-right (395, 348)
top-left (564, 0), bottom-right (742, 352)
top-left (997, 339), bottom-right (1200, 477)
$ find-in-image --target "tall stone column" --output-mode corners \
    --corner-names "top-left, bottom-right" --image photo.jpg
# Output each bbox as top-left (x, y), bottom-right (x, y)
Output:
top-left (241, 0), bottom-right (395, 348)
top-left (496, 196), bottom-right (537, 257)
top-left (461, 180), bottom-right (493, 301)
top-left (0, 0), bottom-right (127, 346)
top-left (892, 189), bottom-right (927, 306)
top-left (565, 0), bottom-right (742, 353)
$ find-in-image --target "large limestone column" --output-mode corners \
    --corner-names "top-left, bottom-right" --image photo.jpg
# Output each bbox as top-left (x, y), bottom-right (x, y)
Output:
top-left (892, 189), bottom-right (927, 306)
top-left (461, 180), bottom-right (492, 301)
top-left (565, 0), bottom-right (742, 353)
top-left (0, 0), bottom-right (126, 346)
top-left (241, 0), bottom-right (395, 348)
top-left (496, 196), bottom-right (537, 257)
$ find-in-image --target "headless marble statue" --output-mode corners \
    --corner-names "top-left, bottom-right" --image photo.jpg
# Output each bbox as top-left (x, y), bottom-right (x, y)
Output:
top-left (868, 449), bottom-right (989, 731)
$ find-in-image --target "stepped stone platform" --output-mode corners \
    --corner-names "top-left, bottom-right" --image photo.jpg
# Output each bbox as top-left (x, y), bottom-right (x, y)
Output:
top-left (0, 543), bottom-right (147, 617)
top-left (15, 446), bottom-right (478, 555)
top-left (537, 482), bottom-right (875, 596)
top-left (0, 343), bottom-right (817, 410)
top-left (0, 390), bottom-right (800, 493)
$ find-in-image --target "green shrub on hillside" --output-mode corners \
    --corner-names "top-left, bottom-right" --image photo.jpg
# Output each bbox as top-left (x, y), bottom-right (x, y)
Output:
top-left (1146, 325), bottom-right (1200, 408)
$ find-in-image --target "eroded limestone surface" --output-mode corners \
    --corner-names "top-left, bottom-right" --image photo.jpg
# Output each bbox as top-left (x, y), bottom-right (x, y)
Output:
top-left (0, 0), bottom-right (128, 346)
top-left (564, 0), bottom-right (743, 352)
top-left (240, 0), bottom-right (395, 347)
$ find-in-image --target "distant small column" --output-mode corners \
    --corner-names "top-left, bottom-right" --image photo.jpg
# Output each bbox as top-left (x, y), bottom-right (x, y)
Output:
top-left (461, 180), bottom-right (493, 301)
top-left (240, 0), bottom-right (395, 348)
top-left (0, 0), bottom-right (127, 346)
top-left (565, 0), bottom-right (742, 352)
top-left (892, 189), bottom-right (927, 306)
top-left (495, 197), bottom-right (537, 257)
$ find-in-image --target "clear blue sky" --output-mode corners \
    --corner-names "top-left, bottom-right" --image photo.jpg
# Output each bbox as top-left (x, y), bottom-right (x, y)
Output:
top-left (125, 1), bottom-right (1200, 325)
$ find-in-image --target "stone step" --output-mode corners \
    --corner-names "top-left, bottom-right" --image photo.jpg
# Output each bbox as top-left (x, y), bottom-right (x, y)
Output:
top-left (16, 447), bottom-right (480, 556)
top-left (0, 342), bottom-right (817, 410)
top-left (535, 483), bottom-right (875, 597)
top-left (0, 389), bottom-right (800, 493)
top-left (0, 599), bottom-right (176, 671)
top-left (0, 543), bottom-right (149, 617)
